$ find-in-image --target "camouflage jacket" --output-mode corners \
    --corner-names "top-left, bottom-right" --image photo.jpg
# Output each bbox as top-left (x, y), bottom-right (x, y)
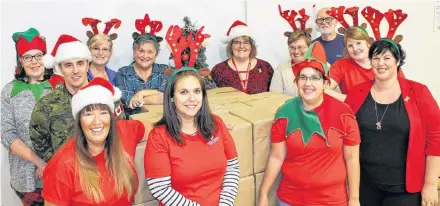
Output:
top-left (29, 84), bottom-right (125, 162)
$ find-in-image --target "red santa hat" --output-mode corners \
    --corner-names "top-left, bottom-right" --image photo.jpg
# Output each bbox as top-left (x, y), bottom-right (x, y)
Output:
top-left (43, 34), bottom-right (91, 74)
top-left (222, 20), bottom-right (251, 43)
top-left (71, 77), bottom-right (121, 119)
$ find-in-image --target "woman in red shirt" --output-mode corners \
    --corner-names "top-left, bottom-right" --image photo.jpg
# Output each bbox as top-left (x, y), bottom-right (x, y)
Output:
top-left (144, 68), bottom-right (240, 206)
top-left (258, 42), bottom-right (361, 206)
top-left (42, 77), bottom-right (145, 206)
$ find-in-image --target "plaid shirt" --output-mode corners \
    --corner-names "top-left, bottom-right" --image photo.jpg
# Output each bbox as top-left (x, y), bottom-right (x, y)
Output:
top-left (115, 63), bottom-right (167, 114)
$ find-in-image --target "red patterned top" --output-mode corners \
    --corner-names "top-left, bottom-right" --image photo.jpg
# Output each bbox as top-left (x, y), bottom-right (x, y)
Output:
top-left (211, 59), bottom-right (274, 94)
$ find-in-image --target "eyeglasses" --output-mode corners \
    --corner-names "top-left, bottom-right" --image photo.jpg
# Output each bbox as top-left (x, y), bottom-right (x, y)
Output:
top-left (21, 53), bottom-right (44, 62)
top-left (315, 17), bottom-right (334, 24)
top-left (298, 75), bottom-right (323, 82)
top-left (232, 40), bottom-right (251, 46)
top-left (91, 47), bottom-right (111, 53)
top-left (288, 45), bottom-right (307, 52)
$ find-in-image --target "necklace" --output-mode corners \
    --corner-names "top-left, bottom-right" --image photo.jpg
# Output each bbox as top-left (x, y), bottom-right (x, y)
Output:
top-left (374, 96), bottom-right (390, 130)
top-left (231, 58), bottom-right (251, 93)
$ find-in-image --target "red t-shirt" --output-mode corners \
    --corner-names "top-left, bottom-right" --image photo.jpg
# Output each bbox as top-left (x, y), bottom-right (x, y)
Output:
top-left (329, 57), bottom-right (405, 94)
top-left (42, 120), bottom-right (145, 206)
top-left (144, 115), bottom-right (238, 206)
top-left (271, 98), bottom-right (361, 206)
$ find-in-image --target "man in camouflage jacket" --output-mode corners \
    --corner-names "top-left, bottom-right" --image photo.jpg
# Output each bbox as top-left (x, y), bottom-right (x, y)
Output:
top-left (29, 34), bottom-right (125, 162)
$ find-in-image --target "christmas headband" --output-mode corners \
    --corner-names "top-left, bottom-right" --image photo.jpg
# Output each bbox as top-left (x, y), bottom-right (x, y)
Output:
top-left (325, 6), bottom-right (368, 35)
top-left (278, 5), bottom-right (312, 37)
top-left (362, 6), bottom-right (407, 53)
top-left (168, 67), bottom-right (199, 82)
top-left (82, 17), bottom-right (121, 40)
top-left (165, 23), bottom-right (210, 69)
top-left (132, 13), bottom-right (163, 43)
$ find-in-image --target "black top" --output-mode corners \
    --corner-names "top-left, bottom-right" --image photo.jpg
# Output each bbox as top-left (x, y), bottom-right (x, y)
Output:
top-left (356, 92), bottom-right (410, 192)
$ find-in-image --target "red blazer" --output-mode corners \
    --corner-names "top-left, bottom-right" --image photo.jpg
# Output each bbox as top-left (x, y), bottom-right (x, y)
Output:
top-left (345, 77), bottom-right (440, 193)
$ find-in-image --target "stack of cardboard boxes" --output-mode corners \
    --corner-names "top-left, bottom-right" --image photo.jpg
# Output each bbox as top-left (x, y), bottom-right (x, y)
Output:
top-left (130, 87), bottom-right (292, 206)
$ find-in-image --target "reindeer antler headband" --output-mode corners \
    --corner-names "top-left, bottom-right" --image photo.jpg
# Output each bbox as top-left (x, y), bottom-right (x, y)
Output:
top-left (325, 6), bottom-right (368, 36)
top-left (362, 6), bottom-right (407, 54)
top-left (278, 5), bottom-right (312, 37)
top-left (132, 13), bottom-right (164, 43)
top-left (82, 17), bottom-right (121, 40)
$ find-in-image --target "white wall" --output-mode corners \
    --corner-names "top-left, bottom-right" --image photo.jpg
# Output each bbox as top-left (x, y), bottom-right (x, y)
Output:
top-left (1, 0), bottom-right (439, 205)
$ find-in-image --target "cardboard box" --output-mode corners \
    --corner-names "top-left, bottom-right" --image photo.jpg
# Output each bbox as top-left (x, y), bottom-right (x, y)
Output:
top-left (245, 94), bottom-right (292, 110)
top-left (130, 106), bottom-right (164, 142)
top-left (133, 141), bottom-right (155, 204)
top-left (247, 91), bottom-right (284, 100)
top-left (217, 113), bottom-right (253, 177)
top-left (209, 91), bottom-right (249, 101)
top-left (133, 200), bottom-right (158, 206)
top-left (141, 104), bottom-right (164, 113)
top-left (230, 107), bottom-right (277, 174)
top-left (255, 173), bottom-right (281, 206)
top-left (235, 175), bottom-right (256, 206)
top-left (207, 87), bottom-right (238, 96)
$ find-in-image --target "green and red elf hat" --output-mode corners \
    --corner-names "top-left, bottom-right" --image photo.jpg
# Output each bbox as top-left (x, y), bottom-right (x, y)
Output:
top-left (362, 6), bottom-right (407, 52)
top-left (82, 17), bottom-right (121, 41)
top-left (325, 6), bottom-right (369, 36)
top-left (278, 5), bottom-right (313, 37)
top-left (12, 28), bottom-right (49, 73)
top-left (292, 41), bottom-right (328, 79)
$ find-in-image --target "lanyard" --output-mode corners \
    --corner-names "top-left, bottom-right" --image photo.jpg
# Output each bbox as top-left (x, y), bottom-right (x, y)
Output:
top-left (231, 58), bottom-right (251, 92)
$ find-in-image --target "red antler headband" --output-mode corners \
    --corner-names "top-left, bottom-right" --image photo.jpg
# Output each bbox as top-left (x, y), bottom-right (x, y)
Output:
top-left (82, 17), bottom-right (121, 39)
top-left (135, 13), bottom-right (163, 36)
top-left (326, 6), bottom-right (360, 28)
top-left (166, 25), bottom-right (210, 69)
top-left (278, 5), bottom-right (312, 35)
top-left (362, 6), bottom-right (407, 41)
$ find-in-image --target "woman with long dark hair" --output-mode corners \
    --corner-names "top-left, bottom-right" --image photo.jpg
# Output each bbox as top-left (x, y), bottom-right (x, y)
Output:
top-left (144, 68), bottom-right (240, 205)
top-left (41, 77), bottom-right (144, 205)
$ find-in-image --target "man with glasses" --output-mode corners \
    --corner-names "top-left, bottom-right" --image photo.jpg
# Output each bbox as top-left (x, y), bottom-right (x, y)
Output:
top-left (313, 7), bottom-right (345, 64)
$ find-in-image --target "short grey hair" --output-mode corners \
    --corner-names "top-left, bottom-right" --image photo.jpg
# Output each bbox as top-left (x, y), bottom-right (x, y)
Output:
top-left (132, 36), bottom-right (160, 56)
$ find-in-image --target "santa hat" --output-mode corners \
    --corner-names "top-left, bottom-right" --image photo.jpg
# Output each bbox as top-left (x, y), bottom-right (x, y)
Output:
top-left (71, 77), bottom-right (121, 119)
top-left (222, 20), bottom-right (251, 43)
top-left (12, 28), bottom-right (50, 69)
top-left (292, 41), bottom-right (328, 78)
top-left (44, 34), bottom-right (91, 74)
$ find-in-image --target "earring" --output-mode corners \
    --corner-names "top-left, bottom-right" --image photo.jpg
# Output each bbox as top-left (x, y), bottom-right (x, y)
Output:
top-left (171, 98), bottom-right (174, 102)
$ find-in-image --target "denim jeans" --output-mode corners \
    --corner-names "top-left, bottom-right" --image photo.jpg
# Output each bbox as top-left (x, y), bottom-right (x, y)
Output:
top-left (276, 196), bottom-right (290, 206)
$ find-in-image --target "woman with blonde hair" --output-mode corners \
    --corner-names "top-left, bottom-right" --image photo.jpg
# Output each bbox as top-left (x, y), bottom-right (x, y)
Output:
top-left (83, 17), bottom-right (121, 85)
top-left (42, 77), bottom-right (144, 205)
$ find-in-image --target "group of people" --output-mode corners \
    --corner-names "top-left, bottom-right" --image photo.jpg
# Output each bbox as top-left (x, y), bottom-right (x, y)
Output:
top-left (1, 5), bottom-right (439, 206)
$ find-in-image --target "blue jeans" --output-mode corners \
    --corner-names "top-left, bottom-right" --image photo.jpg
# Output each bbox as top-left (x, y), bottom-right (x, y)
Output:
top-left (276, 196), bottom-right (290, 206)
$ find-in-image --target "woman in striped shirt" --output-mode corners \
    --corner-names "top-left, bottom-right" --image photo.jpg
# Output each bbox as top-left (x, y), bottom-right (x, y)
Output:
top-left (144, 68), bottom-right (240, 206)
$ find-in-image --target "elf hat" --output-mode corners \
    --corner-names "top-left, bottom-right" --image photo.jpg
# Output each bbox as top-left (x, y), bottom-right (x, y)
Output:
top-left (71, 77), bottom-right (121, 119)
top-left (292, 41), bottom-right (328, 78)
top-left (12, 28), bottom-right (50, 69)
top-left (44, 34), bottom-right (91, 73)
top-left (221, 20), bottom-right (251, 43)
